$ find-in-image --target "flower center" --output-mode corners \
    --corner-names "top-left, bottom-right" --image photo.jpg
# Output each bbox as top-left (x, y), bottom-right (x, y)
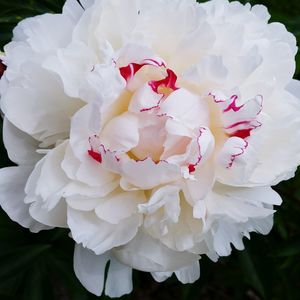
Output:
top-left (88, 57), bottom-right (263, 174)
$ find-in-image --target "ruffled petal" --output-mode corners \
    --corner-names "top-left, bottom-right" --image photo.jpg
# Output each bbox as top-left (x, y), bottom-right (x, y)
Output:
top-left (105, 257), bottom-right (133, 298)
top-left (0, 166), bottom-right (49, 232)
top-left (1, 63), bottom-right (82, 144)
top-left (74, 243), bottom-right (109, 296)
top-left (3, 118), bottom-right (41, 165)
top-left (100, 112), bottom-right (139, 152)
top-left (113, 230), bottom-right (199, 272)
top-left (68, 207), bottom-right (141, 255)
top-left (121, 159), bottom-right (181, 190)
top-left (159, 88), bottom-right (209, 129)
top-left (74, 243), bottom-right (133, 297)
top-left (175, 261), bottom-right (200, 284)
top-left (95, 190), bottom-right (145, 224)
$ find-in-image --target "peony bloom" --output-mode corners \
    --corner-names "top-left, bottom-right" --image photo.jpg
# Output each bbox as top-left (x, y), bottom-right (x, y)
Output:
top-left (1, 0), bottom-right (300, 297)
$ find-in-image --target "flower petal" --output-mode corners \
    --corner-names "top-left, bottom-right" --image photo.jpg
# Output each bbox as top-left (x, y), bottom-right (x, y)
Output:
top-left (74, 243), bottom-right (133, 298)
top-left (3, 118), bottom-right (41, 165)
top-left (68, 207), bottom-right (141, 255)
top-left (121, 159), bottom-right (181, 190)
top-left (1, 63), bottom-right (82, 144)
top-left (105, 257), bottom-right (133, 298)
top-left (159, 88), bottom-right (209, 129)
top-left (175, 261), bottom-right (200, 284)
top-left (29, 199), bottom-right (68, 228)
top-left (100, 112), bottom-right (139, 152)
top-left (0, 166), bottom-right (49, 232)
top-left (95, 190), bottom-right (145, 224)
top-left (74, 243), bottom-right (109, 296)
top-left (113, 230), bottom-right (199, 272)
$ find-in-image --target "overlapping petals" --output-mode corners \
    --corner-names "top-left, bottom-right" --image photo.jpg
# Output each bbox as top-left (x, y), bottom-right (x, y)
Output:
top-left (0, 0), bottom-right (300, 297)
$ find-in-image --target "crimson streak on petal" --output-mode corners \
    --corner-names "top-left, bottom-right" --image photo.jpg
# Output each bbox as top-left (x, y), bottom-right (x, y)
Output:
top-left (0, 59), bottom-right (6, 78)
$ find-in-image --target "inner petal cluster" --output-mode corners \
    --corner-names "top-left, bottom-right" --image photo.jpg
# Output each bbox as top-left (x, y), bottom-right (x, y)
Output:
top-left (88, 58), bottom-right (263, 187)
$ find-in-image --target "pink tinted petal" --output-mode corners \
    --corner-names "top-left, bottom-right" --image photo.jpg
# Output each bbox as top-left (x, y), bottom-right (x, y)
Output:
top-left (160, 89), bottom-right (209, 129)
top-left (99, 112), bottom-right (139, 152)
top-left (128, 83), bottom-right (163, 114)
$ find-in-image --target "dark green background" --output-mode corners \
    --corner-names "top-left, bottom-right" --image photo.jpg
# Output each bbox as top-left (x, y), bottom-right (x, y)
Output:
top-left (0, 0), bottom-right (299, 299)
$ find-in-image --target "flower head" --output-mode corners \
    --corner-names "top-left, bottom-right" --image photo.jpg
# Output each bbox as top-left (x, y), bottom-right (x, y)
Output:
top-left (0, 0), bottom-right (300, 297)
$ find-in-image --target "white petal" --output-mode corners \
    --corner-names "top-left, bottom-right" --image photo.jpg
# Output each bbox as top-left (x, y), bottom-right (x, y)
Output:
top-left (205, 184), bottom-right (281, 224)
top-left (184, 160), bottom-right (215, 205)
top-left (1, 63), bottom-right (82, 143)
top-left (212, 221), bottom-right (245, 256)
top-left (66, 195), bottom-right (100, 211)
top-left (3, 118), bottom-right (41, 165)
top-left (69, 104), bottom-right (100, 159)
top-left (151, 271), bottom-right (172, 283)
top-left (121, 159), bottom-right (181, 190)
top-left (12, 13), bottom-right (74, 51)
top-left (73, 244), bottom-right (133, 298)
top-left (128, 83), bottom-right (163, 113)
top-left (139, 185), bottom-right (181, 223)
top-left (68, 207), bottom-right (141, 255)
top-left (95, 190), bottom-right (145, 224)
top-left (159, 88), bottom-right (209, 129)
top-left (286, 79), bottom-right (300, 98)
top-left (78, 0), bottom-right (95, 9)
top-left (203, 184), bottom-right (281, 256)
top-left (251, 5), bottom-right (270, 21)
top-left (29, 199), bottom-right (67, 228)
top-left (68, 105), bottom-right (119, 192)
top-left (43, 42), bottom-right (97, 98)
top-left (0, 166), bottom-right (49, 232)
top-left (113, 230), bottom-right (199, 272)
top-left (79, 62), bottom-right (125, 104)
top-left (74, 243), bottom-right (109, 296)
top-left (64, 181), bottom-right (119, 199)
top-left (175, 261), bottom-right (200, 284)
top-left (63, 0), bottom-right (85, 22)
top-left (217, 136), bottom-right (249, 169)
top-left (75, 155), bottom-right (118, 190)
top-left (100, 112), bottom-right (139, 152)
top-left (35, 141), bottom-right (69, 210)
top-left (105, 258), bottom-right (133, 298)
top-left (170, 21), bottom-right (215, 72)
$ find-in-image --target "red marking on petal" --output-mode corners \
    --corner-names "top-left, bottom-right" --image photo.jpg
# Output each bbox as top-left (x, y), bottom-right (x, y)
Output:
top-left (229, 129), bottom-right (253, 139)
top-left (119, 63), bottom-right (144, 82)
top-left (227, 140), bottom-right (248, 169)
top-left (139, 69), bottom-right (179, 113)
top-left (0, 59), bottom-right (6, 79)
top-left (187, 128), bottom-right (206, 173)
top-left (226, 120), bottom-right (262, 139)
top-left (188, 164), bottom-right (196, 173)
top-left (208, 92), bottom-right (226, 103)
top-left (88, 149), bottom-right (102, 163)
top-left (88, 135), bottom-right (120, 164)
top-left (119, 59), bottom-right (165, 83)
top-left (223, 95), bottom-right (243, 112)
top-left (226, 120), bottom-right (251, 129)
top-left (149, 69), bottom-right (178, 94)
top-left (140, 101), bottom-right (162, 112)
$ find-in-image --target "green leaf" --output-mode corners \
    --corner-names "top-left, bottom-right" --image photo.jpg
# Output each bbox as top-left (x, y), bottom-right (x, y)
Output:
top-left (238, 249), bottom-right (266, 299)
top-left (275, 239), bottom-right (300, 257)
top-left (0, 244), bottom-right (51, 279)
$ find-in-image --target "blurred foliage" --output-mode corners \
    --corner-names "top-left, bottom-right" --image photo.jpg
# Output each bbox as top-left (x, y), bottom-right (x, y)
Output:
top-left (0, 0), bottom-right (300, 299)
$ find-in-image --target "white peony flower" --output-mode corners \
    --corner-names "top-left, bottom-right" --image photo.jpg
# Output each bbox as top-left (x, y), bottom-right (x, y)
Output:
top-left (1, 0), bottom-right (300, 297)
